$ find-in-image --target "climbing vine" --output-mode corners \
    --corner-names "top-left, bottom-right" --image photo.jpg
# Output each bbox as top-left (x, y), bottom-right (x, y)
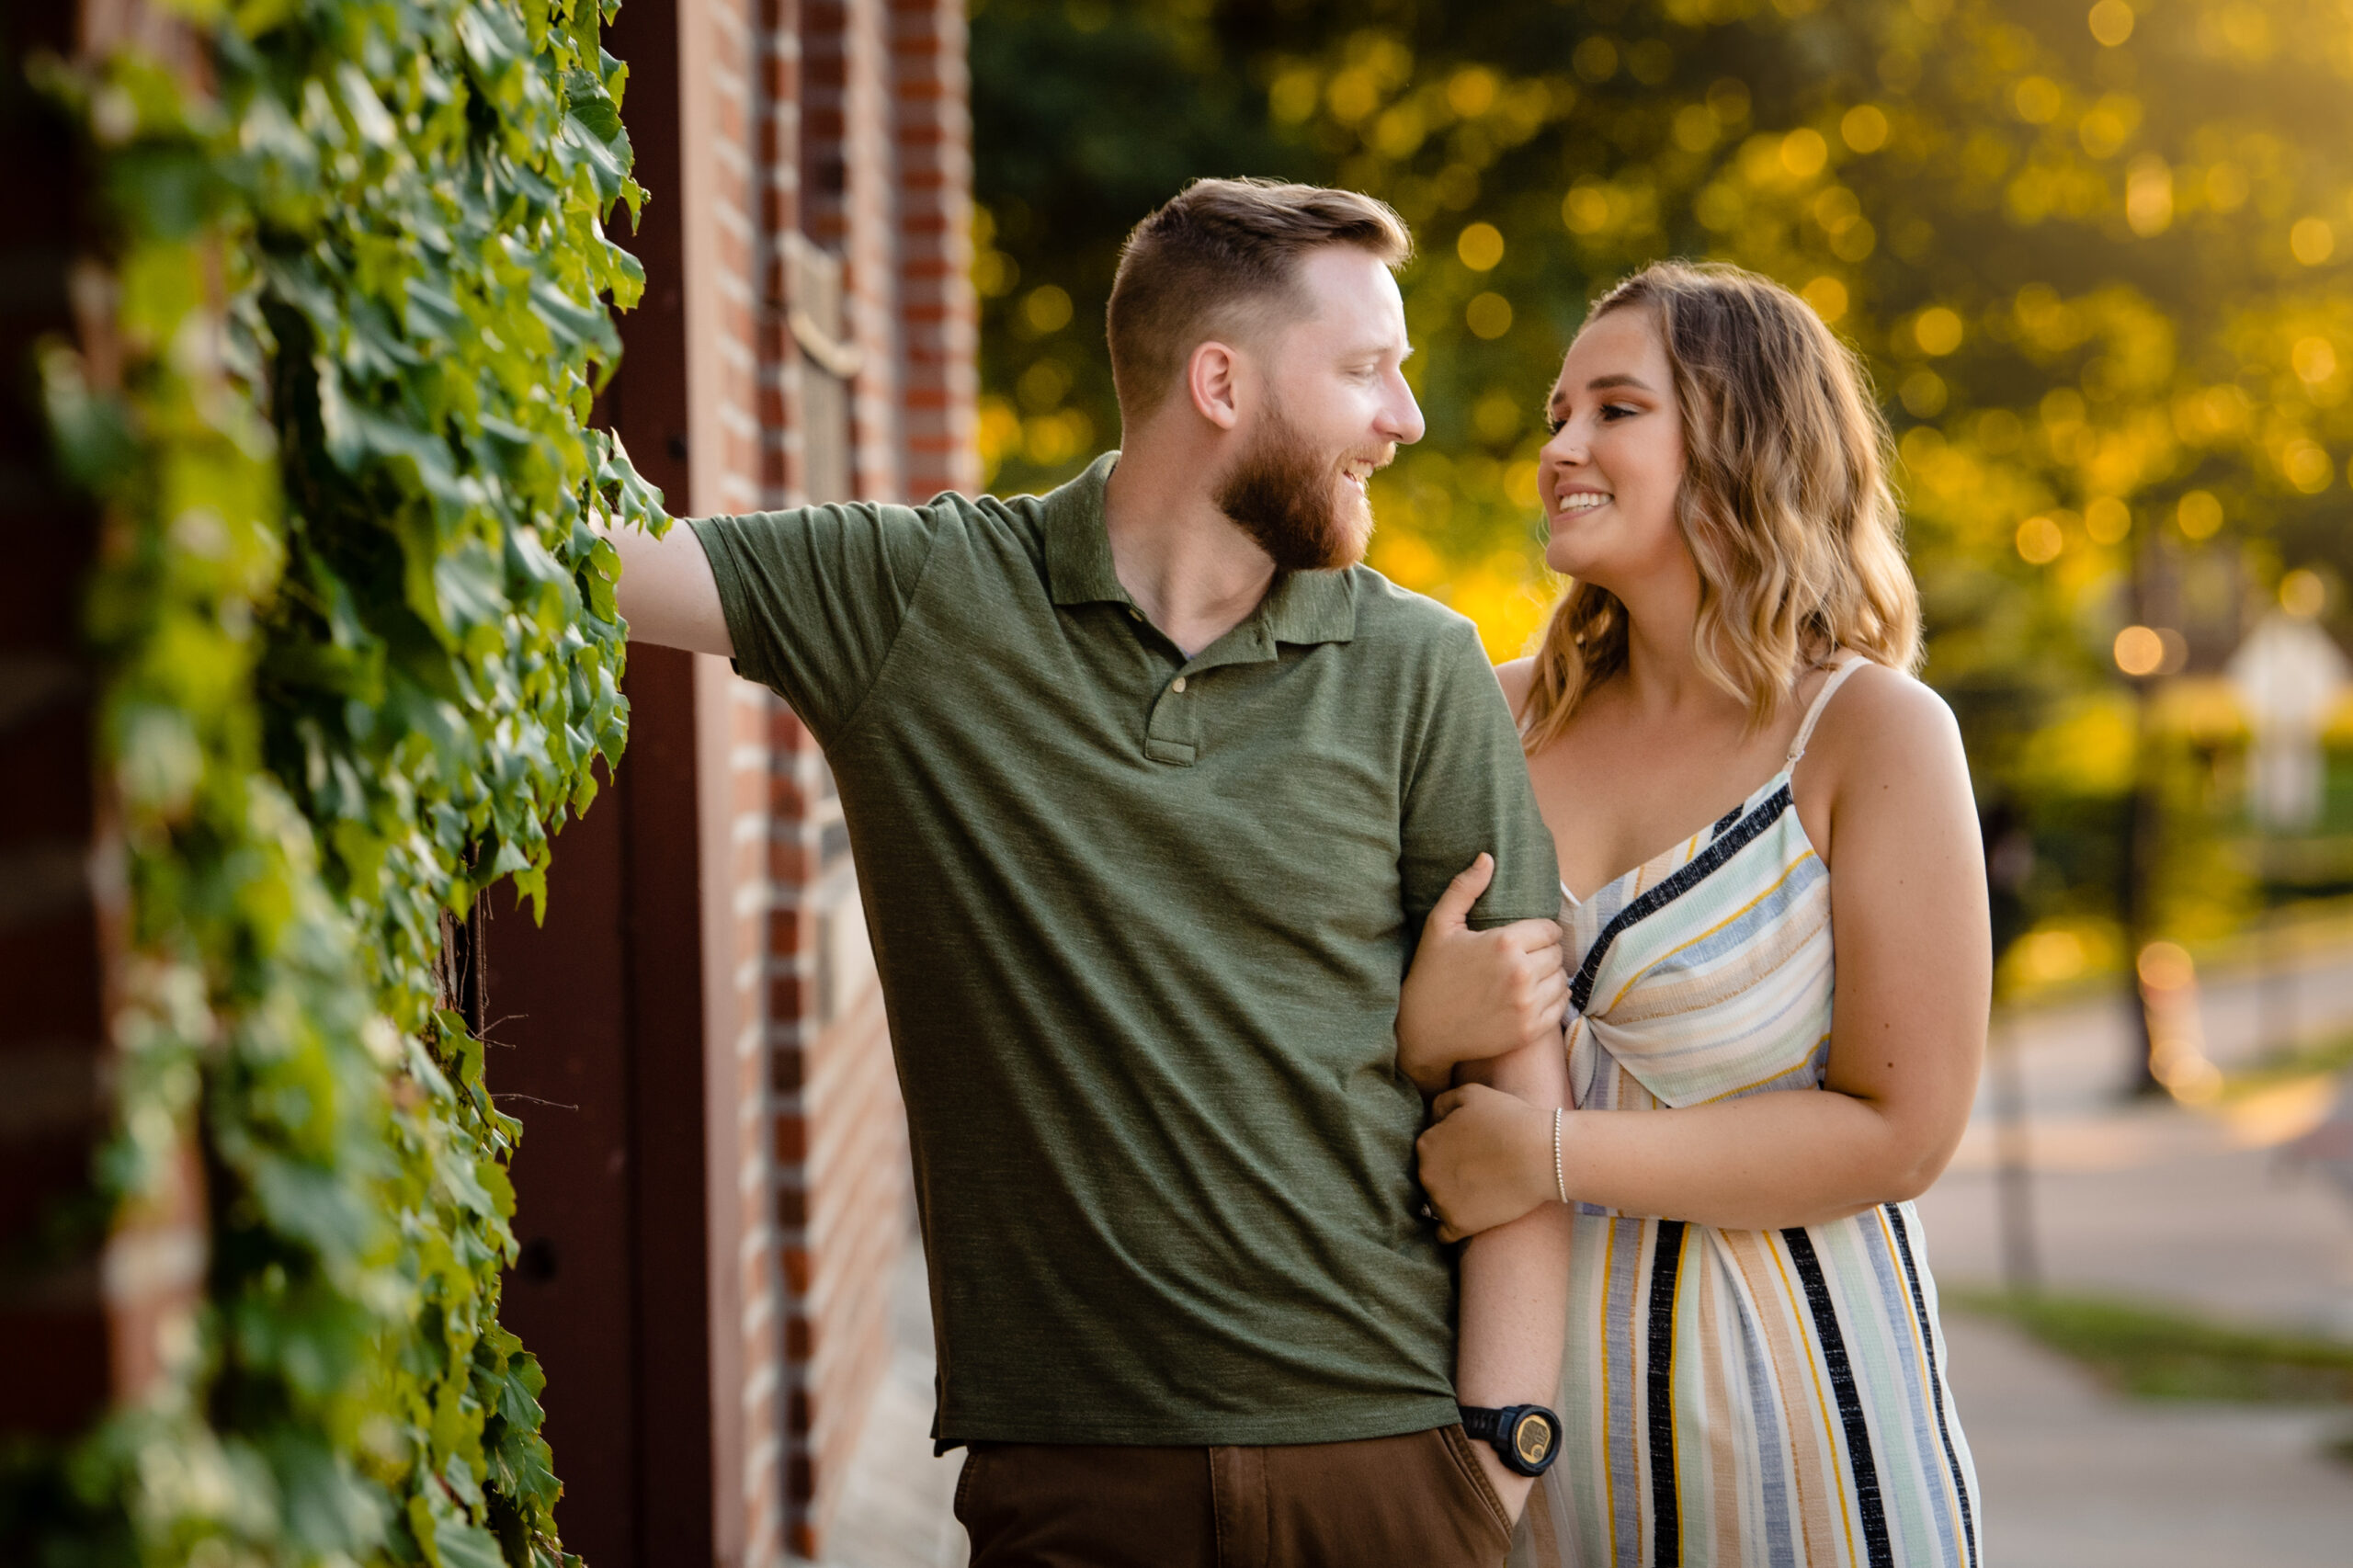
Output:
top-left (13, 0), bottom-right (660, 1563)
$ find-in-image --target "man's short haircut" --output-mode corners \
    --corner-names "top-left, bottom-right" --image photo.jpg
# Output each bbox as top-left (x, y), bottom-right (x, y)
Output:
top-left (1107, 178), bottom-right (1413, 426)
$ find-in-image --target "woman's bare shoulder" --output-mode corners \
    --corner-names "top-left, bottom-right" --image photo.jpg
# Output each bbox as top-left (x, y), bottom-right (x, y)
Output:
top-left (1809, 660), bottom-right (1968, 784)
top-left (1495, 656), bottom-right (1538, 722)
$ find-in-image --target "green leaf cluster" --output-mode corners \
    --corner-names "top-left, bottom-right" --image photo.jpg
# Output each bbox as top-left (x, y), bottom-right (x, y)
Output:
top-left (972, 0), bottom-right (2353, 978)
top-left (11, 0), bottom-right (660, 1563)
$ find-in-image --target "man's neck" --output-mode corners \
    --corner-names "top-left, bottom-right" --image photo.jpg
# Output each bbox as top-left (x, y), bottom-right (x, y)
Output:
top-left (1100, 437), bottom-right (1279, 658)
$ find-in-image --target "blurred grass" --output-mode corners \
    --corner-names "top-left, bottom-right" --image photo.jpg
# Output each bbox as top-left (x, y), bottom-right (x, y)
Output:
top-left (1955, 1289), bottom-right (2353, 1404)
top-left (2219, 1031), bottom-right (2353, 1100)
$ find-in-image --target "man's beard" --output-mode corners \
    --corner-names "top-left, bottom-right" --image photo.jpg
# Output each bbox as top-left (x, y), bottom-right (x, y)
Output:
top-left (1211, 401), bottom-right (1373, 573)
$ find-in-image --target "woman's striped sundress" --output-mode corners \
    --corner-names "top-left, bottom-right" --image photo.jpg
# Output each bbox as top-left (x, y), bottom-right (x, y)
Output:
top-left (1513, 655), bottom-right (1980, 1568)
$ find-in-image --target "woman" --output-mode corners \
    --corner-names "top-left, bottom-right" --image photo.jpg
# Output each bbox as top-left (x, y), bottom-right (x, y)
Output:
top-left (1410, 261), bottom-right (1987, 1568)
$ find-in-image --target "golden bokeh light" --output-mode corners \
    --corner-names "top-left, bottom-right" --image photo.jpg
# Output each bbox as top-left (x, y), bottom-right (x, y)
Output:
top-left (2292, 336), bottom-right (2338, 383)
top-left (1899, 369), bottom-right (1947, 416)
top-left (2125, 155), bottom-right (2172, 236)
top-left (2136, 939), bottom-right (2192, 992)
top-left (1456, 222), bottom-right (1505, 271)
top-left (2113, 624), bottom-right (2164, 676)
top-left (2015, 515), bottom-right (2063, 563)
top-left (1447, 65), bottom-right (1499, 118)
top-left (1913, 306), bottom-right (1963, 355)
top-left (2175, 490), bottom-right (2222, 540)
top-left (1840, 104), bottom-right (1888, 153)
top-left (1801, 275), bottom-right (1849, 322)
top-left (2013, 76), bottom-right (2063, 124)
top-left (1465, 291), bottom-right (1514, 339)
top-left (1779, 127), bottom-right (1828, 177)
top-left (1021, 284), bottom-right (1074, 334)
top-left (2088, 0), bottom-right (2135, 48)
top-left (1561, 184), bottom-right (1610, 234)
top-left (2015, 928), bottom-right (2088, 985)
top-left (2283, 437), bottom-right (2334, 493)
top-left (2281, 568), bottom-right (2327, 618)
top-left (2085, 496), bottom-right (2131, 542)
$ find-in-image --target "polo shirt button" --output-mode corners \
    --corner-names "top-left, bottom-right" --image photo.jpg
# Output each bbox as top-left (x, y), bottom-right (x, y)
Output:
top-left (1128, 608), bottom-right (1142, 620)
top-left (1171, 676), bottom-right (1188, 693)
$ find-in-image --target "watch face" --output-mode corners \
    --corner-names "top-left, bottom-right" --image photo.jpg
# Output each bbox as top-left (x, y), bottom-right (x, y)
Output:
top-left (1512, 1411), bottom-right (1555, 1469)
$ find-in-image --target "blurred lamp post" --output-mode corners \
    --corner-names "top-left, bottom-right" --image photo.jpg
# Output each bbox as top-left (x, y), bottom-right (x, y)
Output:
top-left (2114, 617), bottom-right (2184, 1095)
top-left (1983, 803), bottom-right (2040, 1290)
top-left (2226, 581), bottom-right (2347, 1057)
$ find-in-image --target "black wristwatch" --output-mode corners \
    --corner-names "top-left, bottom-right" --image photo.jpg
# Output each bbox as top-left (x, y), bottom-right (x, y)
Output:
top-left (1459, 1403), bottom-right (1563, 1477)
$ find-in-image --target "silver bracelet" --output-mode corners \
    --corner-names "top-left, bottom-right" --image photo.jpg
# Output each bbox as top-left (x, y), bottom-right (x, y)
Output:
top-left (1552, 1107), bottom-right (1567, 1205)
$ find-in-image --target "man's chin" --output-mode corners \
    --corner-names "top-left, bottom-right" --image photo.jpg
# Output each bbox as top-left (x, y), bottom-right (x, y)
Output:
top-left (1324, 498), bottom-right (1374, 569)
top-left (1330, 520), bottom-right (1372, 570)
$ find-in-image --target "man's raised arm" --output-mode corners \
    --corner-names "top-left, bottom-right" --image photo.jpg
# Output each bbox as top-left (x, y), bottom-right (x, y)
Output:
top-left (607, 523), bottom-right (734, 657)
top-left (604, 501), bottom-right (943, 751)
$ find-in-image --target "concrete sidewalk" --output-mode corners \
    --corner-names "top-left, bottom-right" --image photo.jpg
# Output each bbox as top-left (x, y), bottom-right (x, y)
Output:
top-left (814, 1243), bottom-right (966, 1568)
top-left (1916, 944), bottom-right (2353, 1564)
top-left (1923, 944), bottom-right (2353, 1336)
top-left (1940, 1311), bottom-right (2351, 1567)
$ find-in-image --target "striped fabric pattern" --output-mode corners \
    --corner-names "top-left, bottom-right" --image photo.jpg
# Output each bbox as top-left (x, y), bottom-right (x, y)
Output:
top-left (1514, 658), bottom-right (1981, 1568)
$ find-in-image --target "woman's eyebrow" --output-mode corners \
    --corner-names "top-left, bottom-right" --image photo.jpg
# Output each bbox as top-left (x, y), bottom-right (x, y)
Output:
top-left (1586, 372), bottom-right (1653, 392)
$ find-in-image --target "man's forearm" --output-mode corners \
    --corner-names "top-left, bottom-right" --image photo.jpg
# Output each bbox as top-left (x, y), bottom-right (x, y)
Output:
top-left (1450, 1039), bottom-right (1570, 1518)
top-left (1457, 1201), bottom-right (1571, 1517)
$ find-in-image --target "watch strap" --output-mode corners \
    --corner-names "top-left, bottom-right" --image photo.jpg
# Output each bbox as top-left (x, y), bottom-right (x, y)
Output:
top-left (1457, 1404), bottom-right (1505, 1443)
top-left (1459, 1402), bottom-right (1563, 1478)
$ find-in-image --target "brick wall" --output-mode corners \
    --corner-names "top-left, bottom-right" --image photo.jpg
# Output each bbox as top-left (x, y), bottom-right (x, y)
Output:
top-left (0, 0), bottom-right (207, 1483)
top-left (687, 0), bottom-right (979, 1556)
top-left (769, 4), bottom-right (977, 1553)
top-left (890, 0), bottom-right (983, 500)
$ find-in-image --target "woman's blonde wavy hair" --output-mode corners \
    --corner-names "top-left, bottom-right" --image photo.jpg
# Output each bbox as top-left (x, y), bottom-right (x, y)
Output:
top-left (1520, 261), bottom-right (1921, 755)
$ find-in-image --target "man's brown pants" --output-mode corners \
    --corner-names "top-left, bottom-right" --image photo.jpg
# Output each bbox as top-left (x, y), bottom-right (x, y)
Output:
top-left (953, 1425), bottom-right (1515, 1568)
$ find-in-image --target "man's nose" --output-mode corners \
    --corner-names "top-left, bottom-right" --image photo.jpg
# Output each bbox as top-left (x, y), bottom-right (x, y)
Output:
top-left (1381, 376), bottom-right (1426, 447)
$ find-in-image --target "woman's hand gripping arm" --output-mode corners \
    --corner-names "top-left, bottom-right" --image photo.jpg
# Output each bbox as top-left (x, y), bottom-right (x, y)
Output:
top-left (1396, 855), bottom-right (1567, 1097)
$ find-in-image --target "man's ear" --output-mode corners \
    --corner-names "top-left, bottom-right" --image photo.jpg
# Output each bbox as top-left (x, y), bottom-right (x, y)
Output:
top-left (1186, 340), bottom-right (1244, 431)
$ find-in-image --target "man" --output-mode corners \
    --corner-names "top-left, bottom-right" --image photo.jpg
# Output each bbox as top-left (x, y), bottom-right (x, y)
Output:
top-left (612, 179), bottom-right (1567, 1564)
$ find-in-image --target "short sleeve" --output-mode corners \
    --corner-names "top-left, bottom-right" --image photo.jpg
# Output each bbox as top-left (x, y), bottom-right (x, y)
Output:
top-left (1400, 619), bottom-right (1561, 932)
top-left (688, 503), bottom-right (944, 743)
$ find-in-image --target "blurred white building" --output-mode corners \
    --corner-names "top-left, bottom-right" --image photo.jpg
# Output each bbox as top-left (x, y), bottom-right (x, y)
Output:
top-left (2227, 612), bottom-right (2349, 831)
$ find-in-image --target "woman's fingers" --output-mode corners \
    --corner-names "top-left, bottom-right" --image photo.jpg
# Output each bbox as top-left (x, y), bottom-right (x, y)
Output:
top-left (1417, 1083), bottom-right (1553, 1241)
top-left (1500, 915), bottom-right (1564, 956)
top-left (1426, 853), bottom-right (1496, 935)
top-left (1435, 1082), bottom-right (1509, 1119)
top-left (1397, 870), bottom-right (1552, 1086)
top-left (1525, 965), bottom-right (1570, 1044)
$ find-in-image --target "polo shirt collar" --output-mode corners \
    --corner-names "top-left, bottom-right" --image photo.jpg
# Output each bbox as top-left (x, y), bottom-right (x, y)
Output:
top-left (1042, 453), bottom-right (1130, 608)
top-left (1042, 451), bottom-right (1357, 648)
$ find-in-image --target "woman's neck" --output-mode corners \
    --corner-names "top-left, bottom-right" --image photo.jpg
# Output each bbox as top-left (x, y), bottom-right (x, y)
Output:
top-left (1604, 560), bottom-right (1743, 725)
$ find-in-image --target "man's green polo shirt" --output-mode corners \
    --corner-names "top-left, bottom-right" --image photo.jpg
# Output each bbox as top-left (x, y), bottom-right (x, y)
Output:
top-left (688, 453), bottom-right (1557, 1447)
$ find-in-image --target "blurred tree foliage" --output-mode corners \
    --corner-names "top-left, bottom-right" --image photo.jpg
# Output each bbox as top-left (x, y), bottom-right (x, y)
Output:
top-left (972, 0), bottom-right (2353, 986)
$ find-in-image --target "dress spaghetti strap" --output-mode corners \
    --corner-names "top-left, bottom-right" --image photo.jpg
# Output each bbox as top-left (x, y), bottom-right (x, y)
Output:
top-left (1785, 651), bottom-right (1868, 767)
